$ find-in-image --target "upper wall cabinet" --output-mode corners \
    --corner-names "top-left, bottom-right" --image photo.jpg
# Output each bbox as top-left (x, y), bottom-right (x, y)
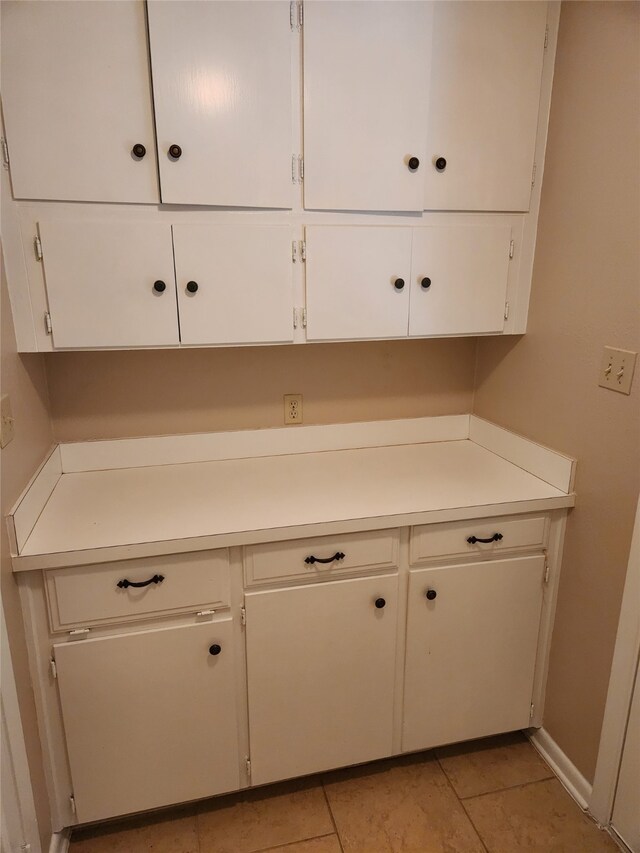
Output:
top-left (424, 2), bottom-right (548, 212)
top-left (1, 1), bottom-right (159, 204)
top-left (147, 1), bottom-right (293, 208)
top-left (302, 1), bottom-right (433, 212)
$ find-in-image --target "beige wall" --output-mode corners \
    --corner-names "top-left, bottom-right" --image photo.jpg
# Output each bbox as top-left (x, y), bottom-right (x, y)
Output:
top-left (1, 249), bottom-right (55, 850)
top-left (45, 337), bottom-right (476, 442)
top-left (473, 1), bottom-right (640, 782)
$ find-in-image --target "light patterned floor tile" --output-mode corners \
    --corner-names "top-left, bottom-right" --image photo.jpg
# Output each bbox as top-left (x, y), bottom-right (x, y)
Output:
top-left (436, 731), bottom-right (553, 798)
top-left (464, 777), bottom-right (620, 853)
top-left (69, 805), bottom-right (198, 853)
top-left (197, 776), bottom-right (334, 853)
top-left (263, 835), bottom-right (343, 853)
top-left (323, 752), bottom-right (485, 853)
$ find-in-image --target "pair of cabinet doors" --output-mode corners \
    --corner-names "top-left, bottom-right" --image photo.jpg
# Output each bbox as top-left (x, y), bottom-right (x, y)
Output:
top-left (38, 221), bottom-right (511, 348)
top-left (2, 1), bottom-right (547, 212)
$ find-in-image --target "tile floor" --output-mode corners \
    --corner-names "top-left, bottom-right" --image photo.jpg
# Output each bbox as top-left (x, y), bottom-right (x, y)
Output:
top-left (69, 732), bottom-right (621, 853)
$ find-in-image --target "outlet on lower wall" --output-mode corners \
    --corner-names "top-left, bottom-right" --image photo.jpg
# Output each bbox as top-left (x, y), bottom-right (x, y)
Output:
top-left (598, 347), bottom-right (637, 395)
top-left (284, 394), bottom-right (303, 425)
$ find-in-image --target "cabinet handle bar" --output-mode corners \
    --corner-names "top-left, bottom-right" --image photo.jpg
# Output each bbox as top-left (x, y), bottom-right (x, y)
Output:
top-left (304, 551), bottom-right (345, 565)
top-left (467, 533), bottom-right (503, 545)
top-left (117, 574), bottom-right (165, 589)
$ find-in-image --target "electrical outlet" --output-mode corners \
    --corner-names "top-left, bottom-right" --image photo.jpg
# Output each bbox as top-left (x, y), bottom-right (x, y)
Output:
top-left (599, 347), bottom-right (637, 395)
top-left (284, 394), bottom-right (303, 425)
top-left (1, 394), bottom-right (15, 448)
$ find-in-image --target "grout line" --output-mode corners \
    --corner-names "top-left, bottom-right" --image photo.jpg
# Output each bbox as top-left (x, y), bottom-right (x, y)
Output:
top-left (460, 775), bottom-right (557, 803)
top-left (250, 833), bottom-right (338, 853)
top-left (321, 780), bottom-right (345, 853)
top-left (434, 755), bottom-right (490, 853)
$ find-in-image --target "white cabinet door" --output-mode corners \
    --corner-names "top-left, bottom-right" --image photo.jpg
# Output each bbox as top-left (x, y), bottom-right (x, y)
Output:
top-left (424, 2), bottom-right (547, 212)
top-left (1, 1), bottom-right (158, 203)
top-left (245, 574), bottom-right (398, 785)
top-left (403, 556), bottom-right (545, 752)
top-left (148, 1), bottom-right (293, 208)
top-left (303, 2), bottom-right (432, 212)
top-left (173, 225), bottom-right (294, 345)
top-left (305, 226), bottom-right (412, 340)
top-left (408, 225), bottom-right (511, 336)
top-left (54, 620), bottom-right (240, 823)
top-left (39, 221), bottom-right (179, 349)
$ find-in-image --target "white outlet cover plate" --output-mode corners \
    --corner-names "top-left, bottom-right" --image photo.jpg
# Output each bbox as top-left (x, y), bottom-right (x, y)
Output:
top-left (598, 347), bottom-right (637, 395)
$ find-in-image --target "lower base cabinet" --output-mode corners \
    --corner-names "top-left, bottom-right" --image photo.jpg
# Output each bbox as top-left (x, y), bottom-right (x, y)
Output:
top-left (54, 619), bottom-right (240, 823)
top-left (402, 556), bottom-right (546, 752)
top-left (245, 574), bottom-right (398, 785)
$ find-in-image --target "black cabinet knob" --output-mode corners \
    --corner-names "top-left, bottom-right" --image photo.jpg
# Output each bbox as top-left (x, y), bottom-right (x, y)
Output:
top-left (435, 157), bottom-right (447, 172)
top-left (394, 278), bottom-right (405, 291)
top-left (153, 280), bottom-right (166, 293)
top-left (209, 644), bottom-right (222, 656)
top-left (374, 598), bottom-right (386, 609)
top-left (425, 589), bottom-right (437, 601)
top-left (421, 277), bottom-right (432, 289)
top-left (132, 143), bottom-right (146, 159)
top-left (186, 281), bottom-right (199, 294)
top-left (408, 156), bottom-right (420, 171)
top-left (169, 144), bottom-right (182, 159)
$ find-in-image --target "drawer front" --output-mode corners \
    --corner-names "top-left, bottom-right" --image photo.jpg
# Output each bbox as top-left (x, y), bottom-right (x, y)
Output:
top-left (244, 530), bottom-right (399, 587)
top-left (410, 515), bottom-right (548, 565)
top-left (45, 550), bottom-right (230, 631)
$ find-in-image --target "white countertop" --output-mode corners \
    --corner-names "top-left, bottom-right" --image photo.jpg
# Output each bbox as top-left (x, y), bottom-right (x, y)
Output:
top-left (16, 435), bottom-right (574, 570)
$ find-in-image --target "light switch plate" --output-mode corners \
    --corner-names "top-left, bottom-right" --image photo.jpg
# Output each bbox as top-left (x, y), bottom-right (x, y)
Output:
top-left (598, 347), bottom-right (637, 395)
top-left (1, 394), bottom-right (15, 447)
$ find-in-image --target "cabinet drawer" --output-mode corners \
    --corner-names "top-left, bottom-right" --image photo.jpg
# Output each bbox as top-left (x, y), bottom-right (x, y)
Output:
top-left (45, 550), bottom-right (229, 631)
top-left (410, 515), bottom-right (548, 565)
top-left (244, 530), bottom-right (399, 587)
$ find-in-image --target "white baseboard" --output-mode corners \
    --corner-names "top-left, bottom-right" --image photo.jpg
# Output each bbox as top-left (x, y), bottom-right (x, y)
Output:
top-left (527, 727), bottom-right (593, 810)
top-left (49, 828), bottom-right (70, 853)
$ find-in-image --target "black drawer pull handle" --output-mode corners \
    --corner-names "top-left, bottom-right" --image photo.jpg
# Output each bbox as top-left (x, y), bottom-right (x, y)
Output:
top-left (304, 551), bottom-right (345, 565)
top-left (117, 574), bottom-right (165, 589)
top-left (467, 533), bottom-right (503, 545)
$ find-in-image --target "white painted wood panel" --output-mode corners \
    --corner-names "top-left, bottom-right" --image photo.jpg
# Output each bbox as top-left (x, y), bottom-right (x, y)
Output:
top-left (11, 446), bottom-right (61, 554)
top-left (410, 514), bottom-right (548, 564)
top-left (148, 1), bottom-right (293, 208)
top-left (246, 574), bottom-right (397, 784)
top-left (305, 226), bottom-right (412, 340)
top-left (45, 550), bottom-right (229, 631)
top-left (303, 1), bottom-right (432, 211)
top-left (612, 659), bottom-right (640, 852)
top-left (38, 221), bottom-right (179, 349)
top-left (408, 225), bottom-right (511, 336)
top-left (173, 224), bottom-right (294, 345)
top-left (403, 555), bottom-right (545, 752)
top-left (244, 529), bottom-right (398, 587)
top-left (424, 2), bottom-right (547, 212)
top-left (1, 1), bottom-right (158, 203)
top-left (54, 620), bottom-right (239, 823)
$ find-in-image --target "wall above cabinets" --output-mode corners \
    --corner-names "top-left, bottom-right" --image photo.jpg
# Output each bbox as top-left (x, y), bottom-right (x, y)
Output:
top-left (0, 1), bottom-right (560, 353)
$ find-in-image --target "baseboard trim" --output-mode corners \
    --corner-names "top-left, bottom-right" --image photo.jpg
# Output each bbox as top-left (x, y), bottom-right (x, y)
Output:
top-left (527, 727), bottom-right (593, 810)
top-left (49, 828), bottom-right (70, 853)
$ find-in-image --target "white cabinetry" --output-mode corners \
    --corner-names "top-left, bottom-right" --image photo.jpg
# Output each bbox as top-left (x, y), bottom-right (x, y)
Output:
top-left (305, 226), bottom-right (412, 340)
top-left (424, 2), bottom-right (548, 212)
top-left (245, 574), bottom-right (398, 785)
top-left (302, 1), bottom-right (432, 212)
top-left (147, 1), bottom-right (293, 208)
top-left (403, 555), bottom-right (545, 752)
top-left (173, 225), bottom-right (294, 344)
top-left (408, 225), bottom-right (511, 336)
top-left (1, 1), bottom-right (159, 204)
top-left (38, 221), bottom-right (179, 349)
top-left (54, 619), bottom-right (240, 823)
top-left (305, 223), bottom-right (512, 340)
